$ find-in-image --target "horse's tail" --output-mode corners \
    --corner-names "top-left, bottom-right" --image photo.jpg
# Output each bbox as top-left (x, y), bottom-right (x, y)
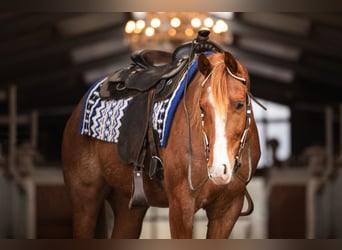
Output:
top-left (94, 202), bottom-right (109, 238)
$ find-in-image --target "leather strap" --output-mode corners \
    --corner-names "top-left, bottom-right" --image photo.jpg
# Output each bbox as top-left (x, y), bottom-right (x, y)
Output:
top-left (240, 188), bottom-right (254, 216)
top-left (127, 90), bottom-right (160, 208)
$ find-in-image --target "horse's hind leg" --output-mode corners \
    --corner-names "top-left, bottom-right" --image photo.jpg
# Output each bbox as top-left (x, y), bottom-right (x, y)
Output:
top-left (94, 202), bottom-right (109, 238)
top-left (63, 156), bottom-right (110, 238)
top-left (108, 192), bottom-right (148, 238)
top-left (67, 181), bottom-right (110, 239)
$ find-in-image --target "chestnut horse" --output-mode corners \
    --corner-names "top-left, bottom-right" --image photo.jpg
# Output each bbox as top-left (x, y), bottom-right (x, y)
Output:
top-left (62, 51), bottom-right (261, 238)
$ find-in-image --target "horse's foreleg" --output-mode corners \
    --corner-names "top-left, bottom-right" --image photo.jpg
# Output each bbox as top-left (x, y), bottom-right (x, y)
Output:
top-left (109, 193), bottom-right (148, 238)
top-left (205, 194), bottom-right (244, 239)
top-left (168, 190), bottom-right (195, 238)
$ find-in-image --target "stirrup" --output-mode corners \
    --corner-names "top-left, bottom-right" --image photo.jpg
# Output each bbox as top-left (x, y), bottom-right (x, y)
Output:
top-left (129, 166), bottom-right (149, 209)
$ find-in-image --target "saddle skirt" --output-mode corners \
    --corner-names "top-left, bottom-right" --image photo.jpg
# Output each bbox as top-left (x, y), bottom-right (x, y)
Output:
top-left (80, 57), bottom-right (199, 147)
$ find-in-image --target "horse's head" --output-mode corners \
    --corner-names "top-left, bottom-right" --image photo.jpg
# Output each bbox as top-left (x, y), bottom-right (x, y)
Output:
top-left (198, 52), bottom-right (256, 185)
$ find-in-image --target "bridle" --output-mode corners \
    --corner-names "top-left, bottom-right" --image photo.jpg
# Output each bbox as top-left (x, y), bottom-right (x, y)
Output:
top-left (198, 64), bottom-right (267, 216)
top-left (182, 51), bottom-right (267, 218)
top-left (182, 30), bottom-right (267, 192)
top-left (200, 63), bottom-right (253, 184)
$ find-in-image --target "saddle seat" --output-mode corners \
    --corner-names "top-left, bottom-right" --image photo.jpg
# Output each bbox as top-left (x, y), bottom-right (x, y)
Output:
top-left (130, 50), bottom-right (172, 67)
top-left (99, 42), bottom-right (192, 101)
top-left (130, 40), bottom-right (197, 68)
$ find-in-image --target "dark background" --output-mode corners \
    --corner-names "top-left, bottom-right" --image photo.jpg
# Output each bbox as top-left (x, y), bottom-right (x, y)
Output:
top-left (0, 12), bottom-right (341, 163)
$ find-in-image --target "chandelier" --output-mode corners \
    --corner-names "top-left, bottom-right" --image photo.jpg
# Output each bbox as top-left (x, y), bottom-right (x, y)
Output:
top-left (124, 12), bottom-right (232, 52)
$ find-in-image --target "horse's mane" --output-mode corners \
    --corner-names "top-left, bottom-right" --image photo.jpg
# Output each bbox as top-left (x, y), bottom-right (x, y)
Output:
top-left (210, 62), bottom-right (230, 120)
top-left (210, 57), bottom-right (250, 120)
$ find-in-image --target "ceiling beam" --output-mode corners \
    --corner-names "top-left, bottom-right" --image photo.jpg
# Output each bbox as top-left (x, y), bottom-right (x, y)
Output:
top-left (0, 13), bottom-right (76, 37)
top-left (226, 45), bottom-right (341, 87)
top-left (0, 24), bottom-right (125, 66)
top-left (2, 49), bottom-right (131, 89)
top-left (288, 13), bottom-right (342, 29)
top-left (229, 17), bottom-right (342, 59)
top-left (250, 73), bottom-right (342, 105)
top-left (249, 74), bottom-right (294, 105)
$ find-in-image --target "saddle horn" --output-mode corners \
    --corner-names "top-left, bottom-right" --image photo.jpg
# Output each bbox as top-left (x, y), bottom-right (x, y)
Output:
top-left (193, 30), bottom-right (225, 55)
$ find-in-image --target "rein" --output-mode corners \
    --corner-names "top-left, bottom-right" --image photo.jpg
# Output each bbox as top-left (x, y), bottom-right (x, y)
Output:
top-left (182, 31), bottom-right (225, 190)
top-left (183, 58), bottom-right (209, 191)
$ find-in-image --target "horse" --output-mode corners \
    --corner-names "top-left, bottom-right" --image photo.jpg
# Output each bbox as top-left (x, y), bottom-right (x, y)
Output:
top-left (61, 48), bottom-right (261, 239)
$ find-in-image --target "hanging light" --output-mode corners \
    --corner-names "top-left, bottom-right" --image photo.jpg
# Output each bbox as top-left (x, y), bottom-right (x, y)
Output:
top-left (191, 17), bottom-right (201, 28)
top-left (213, 19), bottom-right (229, 33)
top-left (185, 28), bottom-right (194, 37)
top-left (124, 12), bottom-right (232, 51)
top-left (170, 17), bottom-right (181, 28)
top-left (125, 20), bottom-right (136, 34)
top-left (145, 27), bottom-right (155, 37)
top-left (134, 20), bottom-right (145, 33)
top-left (150, 17), bottom-right (161, 28)
top-left (204, 17), bottom-right (214, 28)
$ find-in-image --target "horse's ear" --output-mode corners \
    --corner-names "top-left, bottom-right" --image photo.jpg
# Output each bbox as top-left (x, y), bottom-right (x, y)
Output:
top-left (224, 51), bottom-right (238, 74)
top-left (198, 53), bottom-right (211, 76)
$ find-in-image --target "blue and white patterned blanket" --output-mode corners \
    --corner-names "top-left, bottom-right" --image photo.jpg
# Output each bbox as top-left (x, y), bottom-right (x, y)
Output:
top-left (80, 58), bottom-right (198, 147)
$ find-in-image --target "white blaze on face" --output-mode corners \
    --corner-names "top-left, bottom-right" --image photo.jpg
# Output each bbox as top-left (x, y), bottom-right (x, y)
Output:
top-left (207, 87), bottom-right (232, 185)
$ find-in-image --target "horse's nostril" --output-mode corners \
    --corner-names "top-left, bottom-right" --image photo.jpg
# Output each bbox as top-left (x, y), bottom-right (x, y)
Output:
top-left (223, 164), bottom-right (227, 175)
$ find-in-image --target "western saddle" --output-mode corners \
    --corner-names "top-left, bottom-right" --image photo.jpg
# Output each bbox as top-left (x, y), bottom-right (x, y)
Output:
top-left (99, 30), bottom-right (224, 208)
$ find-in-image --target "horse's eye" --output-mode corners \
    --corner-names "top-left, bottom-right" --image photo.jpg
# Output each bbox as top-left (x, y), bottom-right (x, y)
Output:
top-left (200, 106), bottom-right (205, 114)
top-left (235, 102), bottom-right (244, 110)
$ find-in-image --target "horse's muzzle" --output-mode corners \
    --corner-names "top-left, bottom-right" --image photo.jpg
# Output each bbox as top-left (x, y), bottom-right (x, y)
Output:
top-left (207, 163), bottom-right (233, 185)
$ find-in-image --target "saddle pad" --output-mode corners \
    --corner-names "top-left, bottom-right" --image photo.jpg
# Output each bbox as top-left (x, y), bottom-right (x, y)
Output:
top-left (80, 58), bottom-right (198, 147)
